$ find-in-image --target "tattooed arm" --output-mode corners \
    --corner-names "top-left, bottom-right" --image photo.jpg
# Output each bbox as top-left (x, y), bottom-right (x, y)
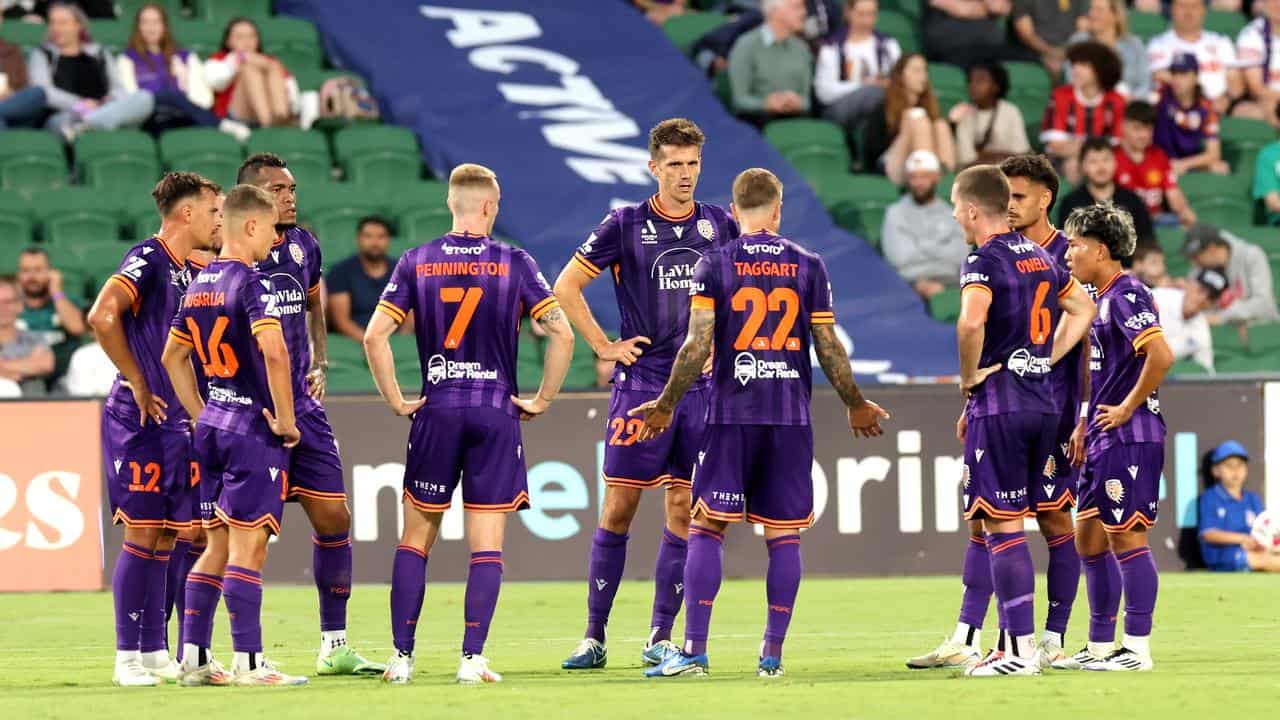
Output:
top-left (812, 323), bottom-right (889, 438)
top-left (630, 307), bottom-right (714, 442)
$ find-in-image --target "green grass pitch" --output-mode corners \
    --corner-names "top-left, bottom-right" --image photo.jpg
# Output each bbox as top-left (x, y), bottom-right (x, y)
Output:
top-left (3, 573), bottom-right (1275, 718)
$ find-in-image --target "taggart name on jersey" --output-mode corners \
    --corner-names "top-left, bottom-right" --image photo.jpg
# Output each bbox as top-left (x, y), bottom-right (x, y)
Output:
top-left (734, 261), bottom-right (799, 277)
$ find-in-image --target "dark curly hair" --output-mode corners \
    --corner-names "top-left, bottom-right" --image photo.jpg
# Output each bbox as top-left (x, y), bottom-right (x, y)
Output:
top-left (1067, 41), bottom-right (1123, 92)
top-left (966, 60), bottom-right (1010, 100)
top-left (1064, 201), bottom-right (1137, 261)
top-left (999, 154), bottom-right (1060, 213)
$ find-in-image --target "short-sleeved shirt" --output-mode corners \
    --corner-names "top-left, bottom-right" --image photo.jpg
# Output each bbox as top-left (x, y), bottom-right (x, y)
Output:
top-left (1235, 17), bottom-right (1280, 91)
top-left (1147, 29), bottom-right (1239, 100)
top-left (1251, 140), bottom-right (1280, 224)
top-left (1012, 0), bottom-right (1088, 47)
top-left (326, 254), bottom-right (395, 329)
top-left (1115, 145), bottom-right (1177, 216)
top-left (169, 258), bottom-right (283, 438)
top-left (1086, 272), bottom-right (1167, 457)
top-left (255, 226), bottom-right (323, 417)
top-left (377, 232), bottom-right (558, 417)
top-left (1198, 485), bottom-right (1264, 569)
top-left (960, 231), bottom-right (1077, 419)
top-left (1040, 85), bottom-right (1126, 144)
top-left (18, 297), bottom-right (83, 384)
top-left (569, 195), bottom-right (738, 391)
top-left (691, 231), bottom-right (834, 427)
top-left (101, 236), bottom-right (192, 429)
top-left (1154, 85), bottom-right (1219, 160)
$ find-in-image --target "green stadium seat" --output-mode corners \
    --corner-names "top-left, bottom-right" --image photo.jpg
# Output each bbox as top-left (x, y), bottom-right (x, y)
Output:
top-left (1178, 171), bottom-right (1251, 203)
top-left (398, 207), bottom-right (453, 244)
top-left (1, 154), bottom-right (67, 194)
top-left (928, 287), bottom-right (961, 323)
top-left (815, 173), bottom-right (901, 249)
top-left (60, 236), bottom-right (130, 292)
top-left (1219, 117), bottom-right (1275, 183)
top-left (390, 334), bottom-right (422, 396)
top-left (764, 119), bottom-right (850, 176)
top-left (292, 67), bottom-right (352, 93)
top-left (172, 20), bottom-right (224, 56)
top-left (0, 129), bottom-right (62, 163)
top-left (1004, 61), bottom-right (1051, 128)
top-left (927, 63), bottom-right (967, 115)
top-left (326, 337), bottom-right (371, 395)
top-left (565, 327), bottom-right (600, 390)
top-left (517, 329), bottom-right (544, 392)
top-left (262, 17), bottom-right (324, 70)
top-left (74, 130), bottom-right (160, 189)
top-left (246, 128), bottom-right (332, 187)
top-left (0, 191), bottom-right (34, 252)
top-left (387, 180), bottom-right (450, 219)
top-left (713, 69), bottom-right (732, 111)
top-left (88, 20), bottom-right (130, 51)
top-left (1128, 11), bottom-right (1168, 42)
top-left (299, 182), bottom-right (387, 253)
top-left (1169, 358), bottom-right (1210, 376)
top-left (876, 10), bottom-right (919, 55)
top-left (33, 188), bottom-right (122, 245)
top-left (882, 0), bottom-right (922, 20)
top-left (160, 127), bottom-right (244, 186)
top-left (195, 0), bottom-right (273, 24)
top-left (0, 22), bottom-right (47, 51)
top-left (1204, 10), bottom-right (1246, 38)
top-left (661, 11), bottom-right (728, 56)
top-left (333, 126), bottom-right (421, 188)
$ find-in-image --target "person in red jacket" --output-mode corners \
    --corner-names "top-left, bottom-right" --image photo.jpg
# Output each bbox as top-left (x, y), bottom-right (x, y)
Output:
top-left (203, 16), bottom-right (295, 127)
top-left (1041, 40), bottom-right (1127, 183)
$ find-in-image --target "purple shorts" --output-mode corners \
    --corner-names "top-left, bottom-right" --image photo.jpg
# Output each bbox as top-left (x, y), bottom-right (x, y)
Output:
top-left (1078, 442), bottom-right (1164, 533)
top-left (103, 410), bottom-right (193, 530)
top-left (194, 423), bottom-right (292, 536)
top-left (286, 407), bottom-right (346, 504)
top-left (691, 423), bottom-right (814, 529)
top-left (1039, 411), bottom-right (1081, 513)
top-left (963, 412), bottom-right (1058, 521)
top-left (403, 406), bottom-right (529, 513)
top-left (603, 386), bottom-right (708, 489)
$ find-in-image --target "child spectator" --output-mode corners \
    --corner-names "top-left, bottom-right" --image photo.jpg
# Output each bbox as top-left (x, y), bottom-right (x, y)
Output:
top-left (1198, 441), bottom-right (1279, 572)
top-left (1041, 41), bottom-right (1127, 183)
top-left (1151, 266), bottom-right (1226, 370)
top-left (1153, 53), bottom-right (1229, 175)
top-left (949, 61), bottom-right (1031, 167)
top-left (1233, 0), bottom-right (1280, 125)
top-left (1132, 244), bottom-right (1175, 288)
top-left (1056, 136), bottom-right (1156, 246)
top-left (1115, 100), bottom-right (1197, 226)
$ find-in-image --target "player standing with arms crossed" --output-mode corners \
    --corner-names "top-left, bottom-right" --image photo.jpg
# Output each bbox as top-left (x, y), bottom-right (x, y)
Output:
top-left (556, 119), bottom-right (739, 670)
top-left (1058, 203), bottom-right (1172, 671)
top-left (631, 168), bottom-right (889, 678)
top-left (365, 164), bottom-right (575, 684)
top-left (88, 172), bottom-right (220, 686)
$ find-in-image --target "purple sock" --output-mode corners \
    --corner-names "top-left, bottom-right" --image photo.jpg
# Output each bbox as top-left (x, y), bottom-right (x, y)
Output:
top-left (166, 540), bottom-right (192, 650)
top-left (682, 527), bottom-right (724, 657)
top-left (391, 545), bottom-right (428, 654)
top-left (649, 528), bottom-right (687, 643)
top-left (113, 543), bottom-right (153, 651)
top-left (762, 534), bottom-right (801, 660)
top-left (177, 544), bottom-right (204, 649)
top-left (182, 572), bottom-right (223, 655)
top-left (1082, 550), bottom-right (1121, 643)
top-left (140, 548), bottom-right (171, 653)
top-left (1117, 547), bottom-right (1158, 637)
top-left (462, 551), bottom-right (503, 656)
top-left (584, 528), bottom-right (628, 642)
top-left (223, 565), bottom-right (263, 653)
top-left (958, 534), bottom-right (992, 630)
top-left (986, 531), bottom-right (1035, 642)
top-left (313, 533), bottom-right (352, 632)
top-left (1044, 531), bottom-right (1080, 638)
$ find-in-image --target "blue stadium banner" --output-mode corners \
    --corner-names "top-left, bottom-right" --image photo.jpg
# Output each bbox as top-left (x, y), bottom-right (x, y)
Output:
top-left (279, 0), bottom-right (958, 379)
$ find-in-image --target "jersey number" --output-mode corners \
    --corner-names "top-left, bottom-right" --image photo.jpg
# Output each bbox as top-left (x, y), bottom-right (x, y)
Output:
top-left (127, 461), bottom-right (161, 493)
top-left (440, 287), bottom-right (484, 349)
top-left (1030, 281), bottom-right (1051, 345)
top-left (731, 287), bottom-right (801, 351)
top-left (186, 316), bottom-right (240, 377)
top-left (609, 417), bottom-right (644, 446)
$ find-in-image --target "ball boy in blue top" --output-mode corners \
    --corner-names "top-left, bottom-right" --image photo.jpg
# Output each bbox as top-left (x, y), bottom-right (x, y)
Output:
top-left (1198, 442), bottom-right (1279, 572)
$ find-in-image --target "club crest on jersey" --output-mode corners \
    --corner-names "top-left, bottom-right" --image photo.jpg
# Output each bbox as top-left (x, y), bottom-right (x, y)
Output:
top-left (1105, 478), bottom-right (1125, 503)
top-left (697, 218), bottom-right (714, 240)
top-left (1043, 456), bottom-right (1057, 479)
top-left (961, 464), bottom-right (971, 489)
top-left (289, 242), bottom-right (304, 265)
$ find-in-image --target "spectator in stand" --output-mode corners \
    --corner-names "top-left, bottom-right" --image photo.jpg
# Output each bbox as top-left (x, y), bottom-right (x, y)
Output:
top-left (881, 150), bottom-right (969, 300)
top-left (0, 15), bottom-right (30, 103)
top-left (1233, 0), bottom-right (1280, 125)
top-left (1152, 265), bottom-right (1226, 370)
top-left (923, 0), bottom-right (1028, 69)
top-left (1253, 136), bottom-right (1280, 223)
top-left (1198, 441), bottom-right (1279, 572)
top-left (1154, 53), bottom-right (1230, 174)
top-left (1132, 244), bottom-right (1176, 287)
top-left (1116, 100), bottom-right (1198, 225)
top-left (327, 216), bottom-right (398, 343)
top-left (1065, 0), bottom-right (1151, 98)
top-left (1011, 0), bottom-right (1089, 76)
top-left (0, 275), bottom-right (54, 397)
top-left (1183, 223), bottom-right (1280, 324)
top-left (118, 3), bottom-right (250, 140)
top-left (863, 53), bottom-right (956, 184)
top-left (0, 2), bottom-right (152, 138)
top-left (1056, 137), bottom-right (1156, 246)
top-left (15, 246), bottom-right (84, 390)
top-left (949, 61), bottom-right (1032, 167)
top-left (1040, 41), bottom-right (1127, 183)
top-left (633, 0), bottom-right (687, 24)
top-left (727, 0), bottom-right (811, 126)
top-left (1147, 0), bottom-right (1245, 116)
top-left (815, 0), bottom-right (901, 139)
top-left (205, 16), bottom-right (297, 128)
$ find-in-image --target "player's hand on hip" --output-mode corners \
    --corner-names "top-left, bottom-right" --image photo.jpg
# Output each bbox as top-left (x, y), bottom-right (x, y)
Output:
top-left (131, 382), bottom-right (167, 426)
top-left (955, 411), bottom-right (967, 444)
top-left (511, 394), bottom-right (550, 421)
top-left (847, 400), bottom-right (890, 438)
top-left (1068, 419), bottom-right (1087, 466)
top-left (262, 407), bottom-right (301, 448)
top-left (627, 400), bottom-right (672, 442)
top-left (960, 363), bottom-right (1002, 397)
top-left (393, 395), bottom-right (427, 418)
top-left (597, 336), bottom-right (651, 366)
top-left (306, 365), bottom-right (327, 401)
top-left (1095, 403), bottom-right (1134, 431)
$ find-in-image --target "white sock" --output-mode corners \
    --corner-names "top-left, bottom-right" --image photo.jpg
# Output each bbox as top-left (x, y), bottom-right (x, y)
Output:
top-left (115, 649), bottom-right (140, 665)
top-left (1087, 640), bottom-right (1115, 658)
top-left (951, 622), bottom-right (979, 647)
top-left (1123, 634), bottom-right (1150, 656)
top-left (181, 643), bottom-right (205, 669)
top-left (1041, 630), bottom-right (1064, 648)
top-left (1011, 634), bottom-right (1036, 658)
top-left (232, 651), bottom-right (262, 672)
top-left (141, 649), bottom-right (170, 668)
top-left (320, 629), bottom-right (347, 655)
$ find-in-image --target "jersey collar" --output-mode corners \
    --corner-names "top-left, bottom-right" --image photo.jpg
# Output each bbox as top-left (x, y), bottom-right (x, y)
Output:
top-left (152, 236), bottom-right (184, 269)
top-left (1096, 271), bottom-right (1125, 296)
top-left (648, 194), bottom-right (695, 222)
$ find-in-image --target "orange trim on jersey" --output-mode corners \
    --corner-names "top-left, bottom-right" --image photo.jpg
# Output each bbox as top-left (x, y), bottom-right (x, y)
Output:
top-left (1033, 228), bottom-right (1059, 248)
top-left (402, 489), bottom-right (452, 512)
top-left (188, 257), bottom-right (208, 270)
top-left (529, 297), bottom-right (559, 321)
top-left (1046, 530), bottom-right (1077, 547)
top-left (811, 311), bottom-right (835, 325)
top-left (1076, 507), bottom-right (1101, 521)
top-left (1132, 327), bottom-right (1164, 352)
top-left (312, 536), bottom-right (351, 548)
top-left (664, 476), bottom-right (692, 489)
top-left (308, 283), bottom-right (321, 297)
top-left (121, 543), bottom-right (153, 560)
top-left (201, 516), bottom-right (226, 530)
top-left (963, 497), bottom-right (1033, 521)
top-left (223, 570), bottom-right (263, 586)
top-left (155, 236), bottom-right (184, 269)
top-left (463, 491), bottom-right (531, 513)
top-left (690, 295), bottom-right (715, 311)
top-left (1057, 276), bottom-right (1078, 299)
top-left (692, 498), bottom-right (744, 523)
top-left (1036, 490), bottom-right (1076, 513)
top-left (214, 506), bottom-right (281, 536)
top-left (273, 233), bottom-right (286, 248)
top-left (571, 253), bottom-right (602, 278)
top-left (603, 473), bottom-right (667, 489)
top-left (961, 284), bottom-right (992, 300)
top-left (287, 486), bottom-right (347, 502)
top-left (746, 511), bottom-right (815, 530)
top-left (1096, 272), bottom-right (1124, 296)
top-left (989, 536), bottom-right (1026, 554)
top-left (109, 274), bottom-right (140, 303)
top-left (250, 318), bottom-right (282, 336)
top-left (1102, 512), bottom-right (1157, 534)
top-left (186, 573), bottom-right (223, 590)
top-left (168, 327), bottom-right (194, 347)
top-left (397, 544), bottom-right (427, 559)
top-left (648, 194), bottom-right (695, 222)
top-left (112, 509), bottom-right (166, 529)
top-left (376, 300), bottom-right (407, 323)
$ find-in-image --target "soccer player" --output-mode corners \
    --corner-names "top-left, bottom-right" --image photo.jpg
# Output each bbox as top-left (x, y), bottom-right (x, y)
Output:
top-left (1058, 203), bottom-right (1173, 671)
top-left (163, 184), bottom-right (308, 686)
top-left (237, 153), bottom-right (381, 675)
top-left (947, 165), bottom-right (1094, 677)
top-left (632, 168), bottom-right (890, 678)
top-left (908, 155), bottom-right (1091, 670)
top-left (87, 171), bottom-right (220, 686)
top-left (365, 164), bottom-right (574, 684)
top-left (556, 118), bottom-right (739, 670)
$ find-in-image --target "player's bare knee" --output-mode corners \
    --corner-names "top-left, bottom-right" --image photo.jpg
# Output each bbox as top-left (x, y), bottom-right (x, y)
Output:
top-left (599, 486), bottom-right (642, 534)
top-left (400, 507), bottom-right (442, 553)
top-left (1036, 510), bottom-right (1073, 538)
top-left (123, 525), bottom-right (164, 550)
top-left (1107, 529), bottom-right (1148, 554)
top-left (1074, 519), bottom-right (1108, 556)
top-left (664, 487), bottom-right (692, 536)
top-left (308, 501), bottom-right (351, 537)
top-left (967, 518), bottom-right (985, 536)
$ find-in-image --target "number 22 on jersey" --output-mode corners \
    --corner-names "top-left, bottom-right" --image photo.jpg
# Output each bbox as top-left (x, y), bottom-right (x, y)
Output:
top-left (731, 287), bottom-right (801, 351)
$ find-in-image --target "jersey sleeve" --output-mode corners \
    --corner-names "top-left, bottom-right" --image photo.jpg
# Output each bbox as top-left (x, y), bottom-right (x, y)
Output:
top-left (960, 250), bottom-right (997, 300)
top-left (689, 252), bottom-right (720, 312)
top-left (374, 254), bottom-right (414, 325)
top-left (808, 254), bottom-right (836, 326)
top-left (306, 234), bottom-right (324, 299)
top-left (168, 291), bottom-right (195, 348)
top-left (1056, 259), bottom-right (1080, 300)
top-left (243, 270), bottom-right (284, 337)
top-left (108, 244), bottom-right (164, 311)
top-left (514, 249), bottom-right (560, 321)
top-left (570, 211), bottom-right (623, 280)
top-left (1111, 285), bottom-right (1164, 352)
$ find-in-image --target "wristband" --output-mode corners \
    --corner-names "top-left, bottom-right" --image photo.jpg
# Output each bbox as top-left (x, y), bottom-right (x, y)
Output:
top-left (52, 291), bottom-right (67, 303)
top-left (1079, 402), bottom-right (1089, 420)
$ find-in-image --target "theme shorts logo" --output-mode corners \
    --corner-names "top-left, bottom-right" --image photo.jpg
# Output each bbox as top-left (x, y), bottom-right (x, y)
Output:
top-left (732, 351), bottom-right (799, 386)
top-left (1105, 478), bottom-right (1125, 503)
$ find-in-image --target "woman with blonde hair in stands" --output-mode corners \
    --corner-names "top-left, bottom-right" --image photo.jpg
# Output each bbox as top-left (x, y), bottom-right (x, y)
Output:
top-left (205, 16), bottom-right (297, 128)
top-left (1066, 0), bottom-right (1151, 98)
top-left (118, 3), bottom-right (249, 139)
top-left (862, 53), bottom-right (956, 185)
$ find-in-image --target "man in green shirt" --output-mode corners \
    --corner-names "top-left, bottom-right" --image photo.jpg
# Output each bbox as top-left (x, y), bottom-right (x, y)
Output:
top-left (16, 246), bottom-right (86, 391)
top-left (727, 0), bottom-right (813, 127)
top-left (1253, 140), bottom-right (1280, 226)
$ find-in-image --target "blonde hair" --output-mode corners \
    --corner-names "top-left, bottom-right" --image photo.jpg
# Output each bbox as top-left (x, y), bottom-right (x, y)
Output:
top-left (223, 184), bottom-right (276, 222)
top-left (732, 168), bottom-right (783, 212)
top-left (448, 163), bottom-right (499, 214)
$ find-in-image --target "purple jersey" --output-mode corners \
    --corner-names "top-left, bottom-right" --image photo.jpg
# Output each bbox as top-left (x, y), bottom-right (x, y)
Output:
top-left (254, 226), bottom-right (322, 416)
top-left (961, 231), bottom-right (1078, 419)
top-left (1153, 85), bottom-right (1219, 160)
top-left (103, 236), bottom-right (193, 429)
top-left (186, 256), bottom-right (212, 403)
top-left (692, 231), bottom-right (834, 426)
top-left (1086, 272), bottom-right (1167, 456)
top-left (170, 258), bottom-right (284, 437)
top-left (570, 195), bottom-right (738, 391)
top-left (1041, 229), bottom-right (1084, 417)
top-left (377, 233), bottom-right (558, 418)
